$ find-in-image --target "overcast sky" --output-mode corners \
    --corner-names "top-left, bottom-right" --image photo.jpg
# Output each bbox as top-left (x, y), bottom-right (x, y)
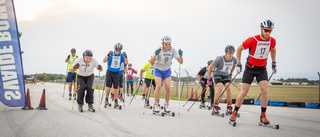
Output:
top-left (14, 0), bottom-right (320, 80)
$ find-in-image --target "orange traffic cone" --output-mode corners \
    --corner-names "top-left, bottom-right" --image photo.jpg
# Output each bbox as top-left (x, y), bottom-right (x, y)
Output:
top-left (22, 88), bottom-right (34, 110)
top-left (36, 89), bottom-right (47, 110)
top-left (195, 92), bottom-right (198, 101)
top-left (189, 88), bottom-right (194, 101)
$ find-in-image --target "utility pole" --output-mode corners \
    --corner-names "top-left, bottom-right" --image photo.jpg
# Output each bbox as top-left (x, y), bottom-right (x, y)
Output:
top-left (185, 69), bottom-right (190, 98)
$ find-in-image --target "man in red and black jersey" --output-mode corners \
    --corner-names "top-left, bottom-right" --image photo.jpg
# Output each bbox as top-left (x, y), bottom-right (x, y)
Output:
top-left (229, 20), bottom-right (277, 125)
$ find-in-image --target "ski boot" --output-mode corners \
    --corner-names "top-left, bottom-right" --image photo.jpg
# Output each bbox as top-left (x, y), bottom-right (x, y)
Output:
top-left (104, 98), bottom-right (111, 108)
top-left (226, 105), bottom-right (233, 115)
top-left (111, 94), bottom-right (115, 101)
top-left (260, 112), bottom-right (270, 125)
top-left (142, 94), bottom-right (146, 100)
top-left (211, 104), bottom-right (224, 117)
top-left (120, 95), bottom-right (124, 102)
top-left (88, 104), bottom-right (95, 112)
top-left (207, 103), bottom-right (214, 110)
top-left (78, 104), bottom-right (83, 112)
top-left (153, 102), bottom-right (160, 114)
top-left (114, 99), bottom-right (122, 110)
top-left (229, 110), bottom-right (238, 127)
top-left (199, 102), bottom-right (205, 109)
top-left (164, 102), bottom-right (171, 113)
top-left (68, 93), bottom-right (72, 100)
top-left (144, 99), bottom-right (152, 109)
top-left (73, 94), bottom-right (76, 100)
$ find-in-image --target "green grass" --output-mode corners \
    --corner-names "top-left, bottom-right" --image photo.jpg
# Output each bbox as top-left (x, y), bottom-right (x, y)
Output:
top-left (93, 83), bottom-right (320, 103)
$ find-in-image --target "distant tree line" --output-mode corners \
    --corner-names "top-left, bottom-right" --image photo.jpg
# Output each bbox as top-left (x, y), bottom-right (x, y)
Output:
top-left (24, 73), bottom-right (65, 81)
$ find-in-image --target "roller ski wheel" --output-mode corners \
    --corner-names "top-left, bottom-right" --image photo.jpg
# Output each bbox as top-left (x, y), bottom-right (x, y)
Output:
top-left (258, 122), bottom-right (279, 129)
top-left (229, 120), bottom-right (236, 127)
top-left (104, 103), bottom-right (112, 108)
top-left (88, 108), bottom-right (95, 112)
top-left (114, 104), bottom-right (122, 110)
top-left (152, 110), bottom-right (165, 117)
top-left (78, 105), bottom-right (83, 113)
top-left (164, 111), bottom-right (175, 117)
top-left (211, 111), bottom-right (225, 117)
top-left (145, 105), bottom-right (152, 109)
top-left (120, 99), bottom-right (124, 102)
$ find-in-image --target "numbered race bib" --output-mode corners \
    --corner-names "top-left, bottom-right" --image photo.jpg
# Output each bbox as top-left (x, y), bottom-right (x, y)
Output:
top-left (128, 69), bottom-right (133, 75)
top-left (111, 55), bottom-right (121, 69)
top-left (252, 37), bottom-right (271, 59)
top-left (221, 58), bottom-right (233, 73)
top-left (148, 66), bottom-right (155, 75)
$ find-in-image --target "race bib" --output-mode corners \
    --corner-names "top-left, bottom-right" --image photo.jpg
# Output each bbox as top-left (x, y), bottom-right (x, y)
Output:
top-left (111, 55), bottom-right (120, 69)
top-left (128, 69), bottom-right (133, 75)
top-left (252, 41), bottom-right (270, 59)
top-left (148, 66), bottom-right (155, 75)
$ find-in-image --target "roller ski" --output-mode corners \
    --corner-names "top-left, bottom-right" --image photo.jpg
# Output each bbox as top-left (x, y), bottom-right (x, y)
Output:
top-left (152, 102), bottom-right (165, 117)
top-left (119, 95), bottom-right (124, 102)
top-left (207, 103), bottom-right (213, 110)
top-left (78, 104), bottom-right (83, 113)
top-left (142, 94), bottom-right (146, 100)
top-left (199, 102), bottom-right (206, 109)
top-left (144, 99), bottom-right (152, 109)
top-left (211, 105), bottom-right (224, 117)
top-left (258, 112), bottom-right (279, 129)
top-left (229, 110), bottom-right (238, 127)
top-left (68, 94), bottom-right (72, 100)
top-left (73, 94), bottom-right (76, 100)
top-left (164, 102), bottom-right (175, 117)
top-left (88, 104), bottom-right (95, 112)
top-left (225, 105), bottom-right (240, 118)
top-left (104, 98), bottom-right (112, 108)
top-left (114, 99), bottom-right (122, 110)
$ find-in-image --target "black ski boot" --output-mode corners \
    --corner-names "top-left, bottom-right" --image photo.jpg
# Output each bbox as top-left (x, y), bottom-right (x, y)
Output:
top-left (69, 93), bottom-right (72, 100)
top-left (78, 104), bottom-right (83, 112)
top-left (88, 104), bottom-right (95, 112)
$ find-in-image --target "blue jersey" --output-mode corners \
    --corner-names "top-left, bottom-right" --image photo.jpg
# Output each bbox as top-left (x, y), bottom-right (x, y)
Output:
top-left (107, 52), bottom-right (125, 72)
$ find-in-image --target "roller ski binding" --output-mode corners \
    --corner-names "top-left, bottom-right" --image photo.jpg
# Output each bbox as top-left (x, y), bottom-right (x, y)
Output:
top-left (114, 99), bottom-right (122, 110)
top-left (78, 104), bottom-right (83, 112)
top-left (88, 104), bottom-right (95, 112)
top-left (164, 102), bottom-right (175, 117)
top-left (199, 102), bottom-right (206, 109)
top-left (104, 98), bottom-right (112, 108)
top-left (258, 112), bottom-right (279, 129)
top-left (144, 99), bottom-right (152, 109)
top-left (229, 110), bottom-right (238, 127)
top-left (111, 94), bottom-right (115, 101)
top-left (211, 104), bottom-right (224, 117)
top-left (119, 95), bottom-right (124, 102)
top-left (207, 103), bottom-right (213, 110)
top-left (153, 102), bottom-right (165, 116)
top-left (226, 105), bottom-right (233, 115)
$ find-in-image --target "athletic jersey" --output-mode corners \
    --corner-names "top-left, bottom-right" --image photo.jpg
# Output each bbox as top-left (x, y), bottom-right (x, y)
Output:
top-left (67, 55), bottom-right (78, 72)
top-left (73, 57), bottom-right (99, 77)
top-left (155, 47), bottom-right (179, 71)
top-left (212, 55), bottom-right (237, 76)
top-left (119, 62), bottom-right (127, 76)
top-left (142, 62), bottom-right (155, 79)
top-left (198, 66), bottom-right (215, 80)
top-left (107, 52), bottom-right (125, 72)
top-left (243, 35), bottom-right (276, 67)
top-left (126, 68), bottom-right (137, 79)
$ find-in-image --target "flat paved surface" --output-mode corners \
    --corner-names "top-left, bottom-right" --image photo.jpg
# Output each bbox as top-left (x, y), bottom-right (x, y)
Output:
top-left (1, 83), bottom-right (320, 137)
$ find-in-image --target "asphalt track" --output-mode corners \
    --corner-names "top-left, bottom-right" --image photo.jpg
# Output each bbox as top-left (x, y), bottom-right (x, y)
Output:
top-left (1, 83), bottom-right (320, 137)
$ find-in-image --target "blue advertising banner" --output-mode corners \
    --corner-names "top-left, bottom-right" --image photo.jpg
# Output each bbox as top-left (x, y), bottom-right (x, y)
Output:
top-left (0, 0), bottom-right (26, 107)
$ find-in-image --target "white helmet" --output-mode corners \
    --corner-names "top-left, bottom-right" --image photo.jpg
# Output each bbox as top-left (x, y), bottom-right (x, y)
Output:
top-left (114, 43), bottom-right (123, 51)
top-left (161, 36), bottom-right (172, 43)
top-left (260, 20), bottom-right (274, 29)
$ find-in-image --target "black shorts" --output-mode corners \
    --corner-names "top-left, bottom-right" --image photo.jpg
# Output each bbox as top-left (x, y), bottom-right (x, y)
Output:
top-left (106, 70), bottom-right (120, 89)
top-left (119, 75), bottom-right (124, 88)
top-left (213, 74), bottom-right (231, 85)
top-left (242, 65), bottom-right (268, 84)
top-left (145, 78), bottom-right (156, 88)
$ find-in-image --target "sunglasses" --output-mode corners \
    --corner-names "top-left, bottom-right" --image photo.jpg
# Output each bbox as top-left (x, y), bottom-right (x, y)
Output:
top-left (164, 43), bottom-right (171, 46)
top-left (263, 29), bottom-right (272, 33)
top-left (227, 52), bottom-right (234, 55)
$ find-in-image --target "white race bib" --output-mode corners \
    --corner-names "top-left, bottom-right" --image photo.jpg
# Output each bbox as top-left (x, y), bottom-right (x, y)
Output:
top-left (148, 66), bottom-right (155, 75)
top-left (221, 58), bottom-right (233, 73)
top-left (252, 37), bottom-right (271, 59)
top-left (111, 55), bottom-right (121, 69)
top-left (127, 69), bottom-right (133, 75)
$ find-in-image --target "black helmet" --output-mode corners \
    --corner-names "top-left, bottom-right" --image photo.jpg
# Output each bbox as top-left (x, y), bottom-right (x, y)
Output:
top-left (128, 63), bottom-right (132, 66)
top-left (207, 60), bottom-right (213, 66)
top-left (114, 43), bottom-right (123, 51)
top-left (83, 50), bottom-right (93, 57)
top-left (225, 45), bottom-right (235, 53)
top-left (260, 20), bottom-right (274, 29)
top-left (71, 48), bottom-right (76, 53)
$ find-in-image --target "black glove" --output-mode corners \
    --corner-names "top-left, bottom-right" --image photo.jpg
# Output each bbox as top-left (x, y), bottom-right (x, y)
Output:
top-left (97, 64), bottom-right (102, 70)
top-left (67, 55), bottom-right (70, 59)
top-left (200, 81), bottom-right (205, 85)
top-left (272, 62), bottom-right (277, 74)
top-left (107, 51), bottom-right (113, 57)
top-left (139, 79), bottom-right (143, 85)
top-left (123, 52), bottom-right (127, 58)
top-left (74, 63), bottom-right (80, 69)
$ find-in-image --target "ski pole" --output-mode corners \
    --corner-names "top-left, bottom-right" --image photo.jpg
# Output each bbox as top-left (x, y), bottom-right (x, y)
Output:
top-left (63, 62), bottom-right (69, 97)
top-left (255, 71), bottom-right (275, 104)
top-left (72, 71), bottom-right (78, 110)
top-left (129, 84), bottom-right (142, 105)
top-left (123, 74), bottom-right (126, 107)
top-left (215, 73), bottom-right (238, 102)
top-left (187, 85), bottom-right (209, 111)
top-left (178, 52), bottom-right (181, 115)
top-left (99, 70), bottom-right (101, 110)
top-left (231, 82), bottom-right (251, 99)
top-left (100, 73), bottom-right (106, 105)
top-left (183, 84), bottom-right (201, 107)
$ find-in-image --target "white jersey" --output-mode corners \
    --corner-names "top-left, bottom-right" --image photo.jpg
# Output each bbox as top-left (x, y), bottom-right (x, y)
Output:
top-left (73, 57), bottom-right (99, 77)
top-left (155, 47), bottom-right (179, 71)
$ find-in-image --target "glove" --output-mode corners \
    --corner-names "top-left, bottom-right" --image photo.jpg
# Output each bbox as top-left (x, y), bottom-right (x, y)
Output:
top-left (155, 48), bottom-right (161, 55)
top-left (107, 51), bottom-right (113, 57)
top-left (123, 52), bottom-right (127, 58)
top-left (272, 62), bottom-right (277, 74)
top-left (139, 79), bottom-right (143, 85)
top-left (200, 81), bottom-right (205, 85)
top-left (236, 62), bottom-right (242, 74)
top-left (230, 74), bottom-right (233, 81)
top-left (97, 64), bottom-right (102, 71)
top-left (67, 55), bottom-right (70, 59)
top-left (206, 80), bottom-right (211, 86)
top-left (178, 49), bottom-right (183, 56)
top-left (74, 63), bottom-right (80, 69)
